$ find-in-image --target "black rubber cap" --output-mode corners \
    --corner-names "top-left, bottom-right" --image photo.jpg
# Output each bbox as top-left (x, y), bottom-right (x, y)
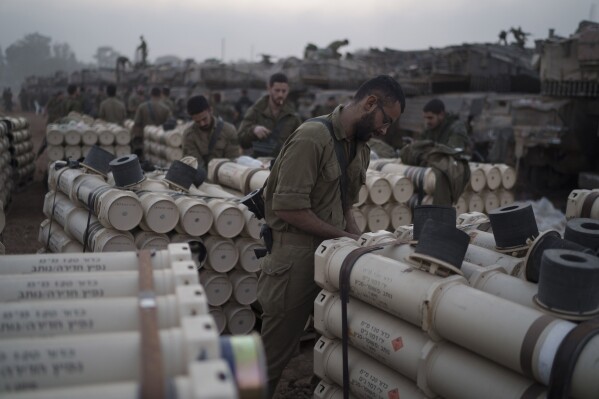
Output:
top-left (488, 203), bottom-right (539, 248)
top-left (81, 145), bottom-right (116, 176)
top-left (537, 249), bottom-right (599, 314)
top-left (413, 205), bottom-right (456, 241)
top-left (165, 160), bottom-right (199, 191)
top-left (564, 218), bottom-right (599, 253)
top-left (526, 232), bottom-right (594, 283)
top-left (194, 166), bottom-right (207, 187)
top-left (414, 219), bottom-right (470, 269)
top-left (109, 154), bottom-right (145, 187)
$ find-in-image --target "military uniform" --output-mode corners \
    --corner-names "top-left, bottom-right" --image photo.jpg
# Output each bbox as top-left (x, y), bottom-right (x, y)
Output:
top-left (64, 96), bottom-right (82, 115)
top-left (257, 106), bottom-right (369, 395)
top-left (237, 95), bottom-right (301, 157)
top-left (98, 97), bottom-right (127, 125)
top-left (132, 99), bottom-right (172, 156)
top-left (133, 100), bottom-right (172, 133)
top-left (46, 96), bottom-right (66, 124)
top-left (422, 113), bottom-right (471, 154)
top-left (213, 102), bottom-right (237, 125)
top-left (182, 117), bottom-right (240, 169)
top-left (368, 138), bottom-right (397, 158)
top-left (162, 97), bottom-right (177, 114)
top-left (128, 93), bottom-right (145, 117)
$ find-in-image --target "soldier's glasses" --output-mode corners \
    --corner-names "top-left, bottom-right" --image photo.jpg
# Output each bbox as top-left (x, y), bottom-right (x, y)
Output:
top-left (377, 104), bottom-right (393, 127)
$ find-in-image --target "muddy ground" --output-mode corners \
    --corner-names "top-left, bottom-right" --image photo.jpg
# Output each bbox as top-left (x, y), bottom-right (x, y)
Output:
top-left (0, 111), bottom-right (316, 398)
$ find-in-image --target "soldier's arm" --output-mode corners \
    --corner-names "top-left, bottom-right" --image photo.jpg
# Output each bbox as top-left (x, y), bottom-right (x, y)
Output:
top-left (275, 209), bottom-right (359, 240)
top-left (271, 132), bottom-right (358, 240)
top-left (182, 130), bottom-right (204, 168)
top-left (343, 208), bottom-right (361, 236)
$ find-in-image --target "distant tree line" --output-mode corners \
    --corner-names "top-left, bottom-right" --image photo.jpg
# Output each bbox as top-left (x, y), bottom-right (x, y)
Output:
top-left (0, 32), bottom-right (90, 87)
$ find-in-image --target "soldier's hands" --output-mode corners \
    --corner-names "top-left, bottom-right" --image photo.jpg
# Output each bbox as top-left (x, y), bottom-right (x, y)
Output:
top-left (253, 125), bottom-right (271, 139)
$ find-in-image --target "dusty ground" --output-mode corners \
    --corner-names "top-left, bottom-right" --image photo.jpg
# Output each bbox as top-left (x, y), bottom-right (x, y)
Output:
top-left (0, 111), bottom-right (316, 398)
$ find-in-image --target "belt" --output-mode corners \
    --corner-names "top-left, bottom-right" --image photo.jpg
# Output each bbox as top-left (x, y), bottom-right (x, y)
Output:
top-left (272, 230), bottom-right (322, 247)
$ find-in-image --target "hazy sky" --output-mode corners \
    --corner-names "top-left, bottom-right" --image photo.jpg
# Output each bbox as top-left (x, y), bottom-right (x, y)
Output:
top-left (0, 0), bottom-right (596, 64)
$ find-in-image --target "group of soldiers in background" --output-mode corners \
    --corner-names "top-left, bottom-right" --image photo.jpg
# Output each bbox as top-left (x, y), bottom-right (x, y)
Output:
top-left (7, 71), bottom-right (473, 206)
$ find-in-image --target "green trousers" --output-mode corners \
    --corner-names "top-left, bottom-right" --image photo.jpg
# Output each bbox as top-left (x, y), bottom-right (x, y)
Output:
top-left (257, 238), bottom-right (321, 398)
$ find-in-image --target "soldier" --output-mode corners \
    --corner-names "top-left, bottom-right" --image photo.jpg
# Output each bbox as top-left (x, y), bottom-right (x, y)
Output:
top-left (98, 84), bottom-right (127, 125)
top-left (498, 30), bottom-right (508, 45)
top-left (238, 73), bottom-right (301, 158)
top-left (131, 87), bottom-right (172, 158)
top-left (421, 98), bottom-right (471, 155)
top-left (64, 84), bottom-right (82, 115)
top-left (211, 92), bottom-right (237, 125)
top-left (2, 88), bottom-right (13, 112)
top-left (161, 87), bottom-right (177, 114)
top-left (18, 86), bottom-right (29, 112)
top-left (399, 98), bottom-right (472, 206)
top-left (182, 95), bottom-right (240, 170)
top-left (45, 91), bottom-right (66, 124)
top-left (257, 75), bottom-right (405, 397)
top-left (137, 36), bottom-right (148, 67)
top-left (311, 95), bottom-right (337, 117)
top-left (127, 85), bottom-right (146, 117)
top-left (234, 89), bottom-right (253, 124)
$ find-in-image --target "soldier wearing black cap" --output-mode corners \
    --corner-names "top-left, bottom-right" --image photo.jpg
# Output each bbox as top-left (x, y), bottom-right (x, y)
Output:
top-left (182, 95), bottom-right (240, 169)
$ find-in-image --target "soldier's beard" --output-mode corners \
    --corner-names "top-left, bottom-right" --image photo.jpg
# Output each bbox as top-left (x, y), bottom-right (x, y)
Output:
top-left (354, 112), bottom-right (377, 142)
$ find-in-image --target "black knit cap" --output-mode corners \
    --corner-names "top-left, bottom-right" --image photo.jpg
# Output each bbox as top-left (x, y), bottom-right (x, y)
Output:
top-left (187, 95), bottom-right (210, 116)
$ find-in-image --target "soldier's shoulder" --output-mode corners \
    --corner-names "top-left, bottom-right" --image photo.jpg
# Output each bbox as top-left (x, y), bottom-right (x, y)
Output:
top-left (221, 121), bottom-right (237, 136)
top-left (292, 120), bottom-right (334, 145)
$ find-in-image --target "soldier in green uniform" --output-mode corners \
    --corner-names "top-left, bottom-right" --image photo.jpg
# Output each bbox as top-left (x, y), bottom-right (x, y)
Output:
top-left (161, 87), bottom-right (177, 114)
top-left (98, 84), bottom-right (127, 125)
top-left (258, 75), bottom-right (405, 397)
top-left (131, 87), bottom-right (172, 158)
top-left (45, 91), bottom-right (66, 124)
top-left (64, 84), bottom-right (82, 115)
top-left (182, 95), bottom-right (240, 170)
top-left (400, 98), bottom-right (472, 205)
top-left (368, 137), bottom-right (397, 158)
top-left (421, 98), bottom-right (471, 154)
top-left (237, 73), bottom-right (301, 158)
top-left (211, 92), bottom-right (237, 125)
top-left (127, 85), bottom-right (146, 117)
top-left (311, 95), bottom-right (338, 117)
